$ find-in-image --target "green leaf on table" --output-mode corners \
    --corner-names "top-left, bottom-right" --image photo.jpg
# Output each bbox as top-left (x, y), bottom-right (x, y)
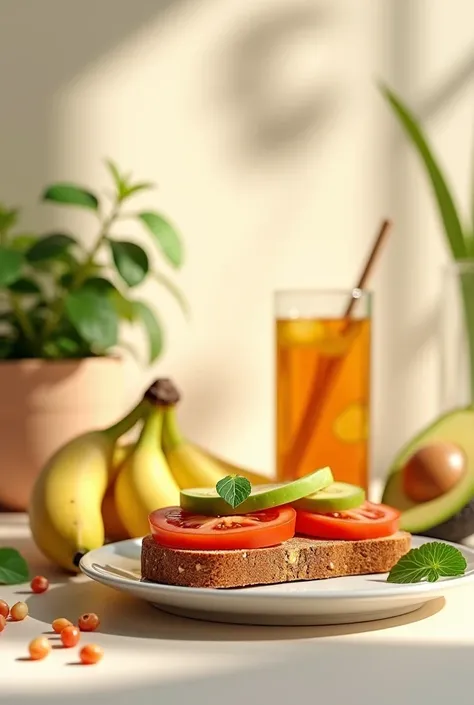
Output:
top-left (139, 212), bottom-right (183, 268)
top-left (26, 233), bottom-right (77, 262)
top-left (42, 183), bottom-right (99, 211)
top-left (109, 239), bottom-right (149, 287)
top-left (380, 83), bottom-right (467, 260)
top-left (0, 547), bottom-right (29, 585)
top-left (0, 246), bottom-right (23, 287)
top-left (387, 541), bottom-right (467, 583)
top-left (152, 270), bottom-right (189, 318)
top-left (65, 287), bottom-right (118, 351)
top-left (132, 300), bottom-right (163, 362)
top-left (9, 277), bottom-right (41, 294)
top-left (216, 475), bottom-right (252, 509)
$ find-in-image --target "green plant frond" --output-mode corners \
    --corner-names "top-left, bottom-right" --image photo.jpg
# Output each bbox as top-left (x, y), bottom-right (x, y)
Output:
top-left (380, 82), bottom-right (468, 260)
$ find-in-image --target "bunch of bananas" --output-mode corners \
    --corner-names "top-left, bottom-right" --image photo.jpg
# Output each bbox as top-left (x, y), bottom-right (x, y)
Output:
top-left (28, 378), bottom-right (271, 572)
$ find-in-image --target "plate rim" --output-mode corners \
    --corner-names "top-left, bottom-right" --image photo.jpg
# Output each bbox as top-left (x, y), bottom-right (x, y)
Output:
top-left (79, 535), bottom-right (474, 602)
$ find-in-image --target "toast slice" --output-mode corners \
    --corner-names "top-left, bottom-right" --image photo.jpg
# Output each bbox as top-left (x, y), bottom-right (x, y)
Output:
top-left (140, 532), bottom-right (412, 589)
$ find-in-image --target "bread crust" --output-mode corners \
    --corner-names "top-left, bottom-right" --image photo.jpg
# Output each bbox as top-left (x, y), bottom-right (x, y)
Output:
top-left (140, 532), bottom-right (412, 589)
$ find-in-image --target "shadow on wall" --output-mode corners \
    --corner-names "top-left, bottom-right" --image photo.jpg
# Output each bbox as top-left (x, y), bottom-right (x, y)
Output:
top-left (212, 2), bottom-right (339, 160)
top-left (0, 0), bottom-right (196, 214)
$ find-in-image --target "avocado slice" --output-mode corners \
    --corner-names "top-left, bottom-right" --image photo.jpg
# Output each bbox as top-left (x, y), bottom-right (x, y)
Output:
top-left (381, 408), bottom-right (474, 542)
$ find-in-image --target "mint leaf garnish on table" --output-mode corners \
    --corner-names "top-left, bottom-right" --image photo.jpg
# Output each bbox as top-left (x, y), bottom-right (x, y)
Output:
top-left (0, 547), bottom-right (30, 584)
top-left (216, 475), bottom-right (252, 509)
top-left (387, 542), bottom-right (467, 583)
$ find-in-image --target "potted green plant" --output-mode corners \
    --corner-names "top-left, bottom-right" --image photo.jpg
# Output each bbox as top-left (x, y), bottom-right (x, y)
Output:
top-left (0, 160), bottom-right (186, 510)
top-left (381, 84), bottom-right (474, 409)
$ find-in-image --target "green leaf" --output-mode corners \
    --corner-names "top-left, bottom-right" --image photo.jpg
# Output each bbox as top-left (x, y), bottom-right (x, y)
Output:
top-left (43, 336), bottom-right (83, 359)
top-left (139, 212), bottom-right (183, 268)
top-left (42, 183), bottom-right (99, 211)
top-left (65, 288), bottom-right (118, 351)
top-left (82, 276), bottom-right (135, 322)
top-left (0, 206), bottom-right (19, 234)
top-left (380, 83), bottom-right (467, 260)
top-left (10, 234), bottom-right (38, 252)
top-left (215, 475), bottom-right (252, 509)
top-left (132, 300), bottom-right (163, 362)
top-left (109, 240), bottom-right (149, 287)
top-left (105, 159), bottom-right (124, 190)
top-left (26, 233), bottom-right (77, 262)
top-left (152, 270), bottom-right (189, 318)
top-left (123, 182), bottom-right (154, 198)
top-left (0, 547), bottom-right (29, 584)
top-left (9, 278), bottom-right (41, 294)
top-left (0, 337), bottom-right (13, 359)
top-left (387, 541), bottom-right (467, 583)
top-left (0, 247), bottom-right (23, 287)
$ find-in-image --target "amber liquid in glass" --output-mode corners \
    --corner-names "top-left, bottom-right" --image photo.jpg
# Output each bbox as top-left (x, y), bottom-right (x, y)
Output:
top-left (276, 317), bottom-right (371, 491)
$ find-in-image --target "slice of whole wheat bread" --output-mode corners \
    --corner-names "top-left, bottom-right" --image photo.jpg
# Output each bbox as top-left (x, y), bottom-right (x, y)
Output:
top-left (140, 532), bottom-right (412, 589)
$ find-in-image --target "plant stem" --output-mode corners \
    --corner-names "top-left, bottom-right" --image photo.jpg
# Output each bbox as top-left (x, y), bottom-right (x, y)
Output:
top-left (105, 399), bottom-right (149, 441)
top-left (41, 201), bottom-right (120, 344)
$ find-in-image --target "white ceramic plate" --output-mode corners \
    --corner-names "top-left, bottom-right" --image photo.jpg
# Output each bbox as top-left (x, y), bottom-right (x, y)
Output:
top-left (80, 536), bottom-right (474, 626)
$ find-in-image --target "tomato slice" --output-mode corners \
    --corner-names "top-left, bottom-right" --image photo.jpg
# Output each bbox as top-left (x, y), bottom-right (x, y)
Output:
top-left (295, 501), bottom-right (400, 540)
top-left (149, 506), bottom-right (296, 550)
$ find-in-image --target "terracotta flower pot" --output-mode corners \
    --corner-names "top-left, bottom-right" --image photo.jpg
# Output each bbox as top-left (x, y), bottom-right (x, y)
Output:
top-left (0, 357), bottom-right (125, 511)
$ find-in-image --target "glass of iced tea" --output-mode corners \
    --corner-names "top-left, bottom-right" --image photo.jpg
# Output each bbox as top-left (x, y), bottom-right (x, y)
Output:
top-left (275, 289), bottom-right (372, 492)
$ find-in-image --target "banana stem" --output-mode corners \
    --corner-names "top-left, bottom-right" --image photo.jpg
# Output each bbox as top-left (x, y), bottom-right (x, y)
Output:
top-left (161, 406), bottom-right (183, 451)
top-left (105, 399), bottom-right (149, 441)
top-left (137, 405), bottom-right (165, 451)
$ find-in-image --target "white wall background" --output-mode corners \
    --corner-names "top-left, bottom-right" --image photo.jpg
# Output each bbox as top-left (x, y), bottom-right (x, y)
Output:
top-left (0, 0), bottom-right (473, 478)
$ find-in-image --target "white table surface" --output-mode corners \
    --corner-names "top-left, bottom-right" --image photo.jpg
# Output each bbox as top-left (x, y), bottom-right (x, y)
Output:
top-left (1, 513), bottom-right (474, 705)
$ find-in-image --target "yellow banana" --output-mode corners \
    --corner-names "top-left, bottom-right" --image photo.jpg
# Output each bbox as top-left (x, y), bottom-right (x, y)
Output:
top-left (111, 442), bottom-right (134, 475)
top-left (187, 443), bottom-right (273, 485)
top-left (102, 481), bottom-right (130, 542)
top-left (162, 407), bottom-right (272, 488)
top-left (114, 405), bottom-right (180, 538)
top-left (28, 399), bottom-right (147, 572)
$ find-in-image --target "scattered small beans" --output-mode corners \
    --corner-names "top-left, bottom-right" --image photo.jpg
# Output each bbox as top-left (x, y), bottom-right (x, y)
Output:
top-left (0, 615), bottom-right (6, 633)
top-left (30, 576), bottom-right (49, 594)
top-left (10, 602), bottom-right (28, 621)
top-left (78, 613), bottom-right (100, 632)
top-left (28, 637), bottom-right (51, 661)
top-left (79, 643), bottom-right (103, 665)
top-left (52, 617), bottom-right (72, 634)
top-left (60, 625), bottom-right (80, 648)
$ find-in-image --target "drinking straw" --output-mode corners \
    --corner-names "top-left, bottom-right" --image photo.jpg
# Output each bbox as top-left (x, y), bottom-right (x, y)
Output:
top-left (282, 218), bottom-right (393, 478)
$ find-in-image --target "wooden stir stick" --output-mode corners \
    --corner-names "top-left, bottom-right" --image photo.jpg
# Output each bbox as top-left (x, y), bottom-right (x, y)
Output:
top-left (282, 218), bottom-right (393, 479)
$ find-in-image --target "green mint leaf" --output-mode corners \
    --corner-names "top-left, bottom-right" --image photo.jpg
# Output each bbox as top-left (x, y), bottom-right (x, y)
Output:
top-left (216, 475), bottom-right (252, 509)
top-left (0, 547), bottom-right (29, 584)
top-left (387, 541), bottom-right (467, 584)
